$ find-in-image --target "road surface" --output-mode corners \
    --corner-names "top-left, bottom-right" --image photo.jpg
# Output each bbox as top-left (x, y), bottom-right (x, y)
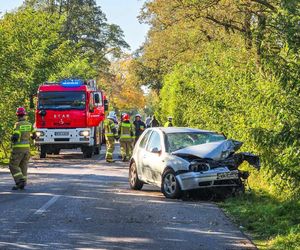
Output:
top-left (0, 146), bottom-right (256, 250)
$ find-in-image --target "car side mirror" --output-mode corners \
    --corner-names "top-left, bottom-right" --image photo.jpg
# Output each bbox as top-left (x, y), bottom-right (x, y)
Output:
top-left (150, 147), bottom-right (161, 154)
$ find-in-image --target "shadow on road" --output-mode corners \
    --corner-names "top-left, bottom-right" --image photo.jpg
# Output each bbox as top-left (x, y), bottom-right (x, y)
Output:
top-left (0, 149), bottom-right (255, 250)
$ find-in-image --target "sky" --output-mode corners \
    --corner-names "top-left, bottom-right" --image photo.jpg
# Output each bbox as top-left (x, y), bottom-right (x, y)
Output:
top-left (0, 0), bottom-right (149, 52)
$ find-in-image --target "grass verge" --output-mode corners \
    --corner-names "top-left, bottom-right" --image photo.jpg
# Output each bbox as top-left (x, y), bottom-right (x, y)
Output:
top-left (220, 190), bottom-right (300, 249)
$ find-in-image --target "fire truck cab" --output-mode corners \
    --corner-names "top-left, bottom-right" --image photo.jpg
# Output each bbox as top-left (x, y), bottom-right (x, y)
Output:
top-left (34, 79), bottom-right (108, 158)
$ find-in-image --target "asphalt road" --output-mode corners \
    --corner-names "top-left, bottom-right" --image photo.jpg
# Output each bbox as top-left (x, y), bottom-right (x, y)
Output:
top-left (0, 145), bottom-right (256, 250)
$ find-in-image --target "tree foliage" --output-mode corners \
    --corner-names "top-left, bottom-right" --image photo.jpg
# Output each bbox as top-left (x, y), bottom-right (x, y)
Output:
top-left (100, 55), bottom-right (146, 113)
top-left (0, 2), bottom-right (128, 157)
top-left (138, 0), bottom-right (300, 199)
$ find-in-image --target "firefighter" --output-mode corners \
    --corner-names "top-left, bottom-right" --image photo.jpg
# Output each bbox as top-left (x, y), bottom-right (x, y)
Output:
top-left (164, 116), bottom-right (173, 127)
top-left (118, 113), bottom-right (134, 162)
top-left (9, 107), bottom-right (36, 190)
top-left (133, 114), bottom-right (146, 143)
top-left (104, 111), bottom-right (118, 163)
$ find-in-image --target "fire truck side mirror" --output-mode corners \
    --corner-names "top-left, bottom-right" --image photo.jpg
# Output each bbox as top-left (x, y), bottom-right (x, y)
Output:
top-left (104, 99), bottom-right (109, 111)
top-left (94, 93), bottom-right (100, 104)
top-left (29, 95), bottom-right (34, 109)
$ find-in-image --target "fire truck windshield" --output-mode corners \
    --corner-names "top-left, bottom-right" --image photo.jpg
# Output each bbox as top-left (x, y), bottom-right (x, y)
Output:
top-left (38, 92), bottom-right (86, 110)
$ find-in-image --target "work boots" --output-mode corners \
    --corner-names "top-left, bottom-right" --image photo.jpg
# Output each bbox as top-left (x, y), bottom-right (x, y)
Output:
top-left (12, 180), bottom-right (26, 190)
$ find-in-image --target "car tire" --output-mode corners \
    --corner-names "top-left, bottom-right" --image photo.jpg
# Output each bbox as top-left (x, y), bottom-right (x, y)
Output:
top-left (161, 168), bottom-right (182, 199)
top-left (129, 162), bottom-right (143, 190)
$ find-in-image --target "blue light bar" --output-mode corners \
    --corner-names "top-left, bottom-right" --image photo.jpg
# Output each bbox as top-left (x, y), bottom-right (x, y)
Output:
top-left (60, 79), bottom-right (84, 87)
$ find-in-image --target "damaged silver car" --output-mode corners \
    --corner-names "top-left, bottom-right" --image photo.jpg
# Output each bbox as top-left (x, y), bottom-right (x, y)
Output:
top-left (129, 127), bottom-right (260, 199)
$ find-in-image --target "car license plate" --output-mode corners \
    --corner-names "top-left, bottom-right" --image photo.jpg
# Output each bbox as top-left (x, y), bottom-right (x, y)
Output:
top-left (217, 172), bottom-right (238, 180)
top-left (55, 132), bottom-right (69, 136)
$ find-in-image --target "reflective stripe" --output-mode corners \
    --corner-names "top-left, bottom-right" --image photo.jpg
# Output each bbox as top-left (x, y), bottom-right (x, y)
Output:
top-left (120, 135), bottom-right (132, 139)
top-left (105, 134), bottom-right (115, 137)
top-left (121, 123), bottom-right (131, 128)
top-left (20, 125), bottom-right (32, 132)
top-left (12, 144), bottom-right (30, 148)
top-left (13, 173), bottom-right (23, 178)
top-left (106, 152), bottom-right (113, 156)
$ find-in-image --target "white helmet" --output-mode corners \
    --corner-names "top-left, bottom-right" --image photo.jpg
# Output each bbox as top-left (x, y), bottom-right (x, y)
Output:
top-left (107, 111), bottom-right (116, 119)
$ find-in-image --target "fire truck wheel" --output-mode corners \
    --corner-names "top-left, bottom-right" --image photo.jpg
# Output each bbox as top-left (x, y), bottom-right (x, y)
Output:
top-left (40, 146), bottom-right (47, 158)
top-left (53, 149), bottom-right (60, 155)
top-left (94, 145), bottom-right (100, 155)
top-left (83, 146), bottom-right (93, 158)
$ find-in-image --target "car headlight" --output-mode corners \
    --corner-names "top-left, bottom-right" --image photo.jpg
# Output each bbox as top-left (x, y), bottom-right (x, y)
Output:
top-left (79, 130), bottom-right (90, 137)
top-left (36, 131), bottom-right (44, 137)
top-left (189, 161), bottom-right (210, 172)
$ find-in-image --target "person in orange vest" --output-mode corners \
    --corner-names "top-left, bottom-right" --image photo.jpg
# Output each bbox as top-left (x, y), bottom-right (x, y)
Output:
top-left (9, 107), bottom-right (36, 190)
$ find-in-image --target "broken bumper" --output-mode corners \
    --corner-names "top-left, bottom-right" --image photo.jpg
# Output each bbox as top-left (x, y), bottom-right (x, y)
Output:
top-left (176, 168), bottom-right (240, 191)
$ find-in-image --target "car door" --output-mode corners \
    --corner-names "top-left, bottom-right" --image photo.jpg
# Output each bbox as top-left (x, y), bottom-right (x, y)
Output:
top-left (142, 131), bottom-right (164, 185)
top-left (136, 130), bottom-right (153, 181)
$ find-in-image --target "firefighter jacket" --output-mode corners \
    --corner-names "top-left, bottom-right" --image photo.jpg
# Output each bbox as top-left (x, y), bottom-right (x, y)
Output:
top-left (11, 117), bottom-right (35, 151)
top-left (133, 120), bottom-right (146, 138)
top-left (164, 121), bottom-right (173, 127)
top-left (104, 118), bottom-right (117, 139)
top-left (118, 121), bottom-right (134, 141)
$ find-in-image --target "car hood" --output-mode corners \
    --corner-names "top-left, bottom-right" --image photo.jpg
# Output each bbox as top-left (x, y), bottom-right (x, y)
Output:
top-left (172, 140), bottom-right (243, 161)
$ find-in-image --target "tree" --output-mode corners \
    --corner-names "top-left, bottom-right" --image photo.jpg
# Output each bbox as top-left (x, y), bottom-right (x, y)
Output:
top-left (100, 55), bottom-right (146, 113)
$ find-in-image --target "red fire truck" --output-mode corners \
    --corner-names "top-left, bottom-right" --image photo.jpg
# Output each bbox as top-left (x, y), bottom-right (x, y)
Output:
top-left (34, 79), bottom-right (108, 158)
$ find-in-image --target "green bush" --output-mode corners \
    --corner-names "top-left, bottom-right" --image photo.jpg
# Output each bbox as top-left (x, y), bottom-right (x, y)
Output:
top-left (160, 41), bottom-right (300, 199)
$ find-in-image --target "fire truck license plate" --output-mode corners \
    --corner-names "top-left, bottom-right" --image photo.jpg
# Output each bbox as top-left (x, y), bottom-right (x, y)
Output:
top-left (217, 172), bottom-right (238, 180)
top-left (55, 132), bottom-right (69, 136)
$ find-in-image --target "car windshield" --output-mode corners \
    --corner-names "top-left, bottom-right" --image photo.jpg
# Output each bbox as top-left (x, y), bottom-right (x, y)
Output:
top-left (38, 92), bottom-right (86, 110)
top-left (166, 132), bottom-right (226, 152)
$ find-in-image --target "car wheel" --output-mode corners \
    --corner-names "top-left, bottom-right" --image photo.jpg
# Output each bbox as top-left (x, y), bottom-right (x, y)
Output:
top-left (129, 162), bottom-right (143, 190)
top-left (161, 168), bottom-right (182, 199)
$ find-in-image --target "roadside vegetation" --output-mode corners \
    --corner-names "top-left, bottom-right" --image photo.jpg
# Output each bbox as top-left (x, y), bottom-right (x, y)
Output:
top-left (0, 0), bottom-right (132, 162)
top-left (132, 0), bottom-right (299, 248)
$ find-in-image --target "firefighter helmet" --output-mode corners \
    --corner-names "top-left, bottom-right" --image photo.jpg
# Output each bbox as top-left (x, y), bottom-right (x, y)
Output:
top-left (107, 111), bottom-right (116, 119)
top-left (16, 107), bottom-right (27, 116)
top-left (123, 113), bottom-right (130, 121)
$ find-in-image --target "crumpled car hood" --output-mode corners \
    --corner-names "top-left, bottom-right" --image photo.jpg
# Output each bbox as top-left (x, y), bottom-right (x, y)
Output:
top-left (172, 140), bottom-right (243, 161)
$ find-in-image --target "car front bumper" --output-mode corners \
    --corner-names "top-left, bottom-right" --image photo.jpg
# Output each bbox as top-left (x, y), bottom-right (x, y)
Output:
top-left (176, 168), bottom-right (240, 191)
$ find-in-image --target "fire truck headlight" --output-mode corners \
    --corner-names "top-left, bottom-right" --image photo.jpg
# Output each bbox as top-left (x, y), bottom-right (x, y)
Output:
top-left (79, 130), bottom-right (90, 137)
top-left (36, 131), bottom-right (44, 137)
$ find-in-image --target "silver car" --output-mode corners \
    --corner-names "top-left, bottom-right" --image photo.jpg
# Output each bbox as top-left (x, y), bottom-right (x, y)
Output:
top-left (129, 127), bottom-right (260, 199)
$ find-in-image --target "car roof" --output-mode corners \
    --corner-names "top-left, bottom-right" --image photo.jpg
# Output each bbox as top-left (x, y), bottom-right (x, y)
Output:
top-left (152, 127), bottom-right (218, 134)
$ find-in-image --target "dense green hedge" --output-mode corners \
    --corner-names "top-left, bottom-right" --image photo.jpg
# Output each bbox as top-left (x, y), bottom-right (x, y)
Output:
top-left (159, 42), bottom-right (300, 199)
